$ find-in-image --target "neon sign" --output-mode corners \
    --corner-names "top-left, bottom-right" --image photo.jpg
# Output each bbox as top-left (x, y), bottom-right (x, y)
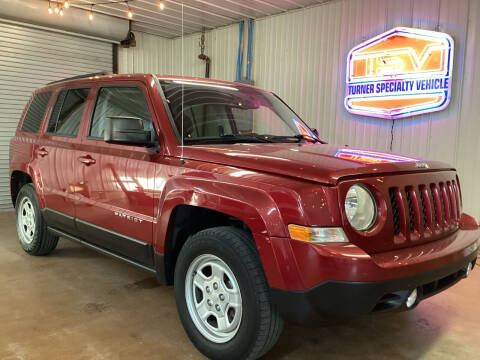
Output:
top-left (345, 27), bottom-right (454, 119)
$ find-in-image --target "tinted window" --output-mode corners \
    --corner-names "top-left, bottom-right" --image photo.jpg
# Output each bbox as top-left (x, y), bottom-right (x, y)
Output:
top-left (47, 88), bottom-right (90, 136)
top-left (21, 92), bottom-right (52, 133)
top-left (90, 87), bottom-right (153, 139)
top-left (160, 81), bottom-right (315, 145)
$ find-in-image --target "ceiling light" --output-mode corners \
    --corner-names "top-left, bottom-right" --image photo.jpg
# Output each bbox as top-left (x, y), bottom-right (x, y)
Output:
top-left (64, 1), bottom-right (70, 9)
top-left (59, 8), bottom-right (64, 16)
top-left (54, 5), bottom-right (60, 14)
top-left (127, 8), bottom-right (133, 18)
top-left (48, 2), bottom-right (53, 14)
top-left (159, 1), bottom-right (165, 10)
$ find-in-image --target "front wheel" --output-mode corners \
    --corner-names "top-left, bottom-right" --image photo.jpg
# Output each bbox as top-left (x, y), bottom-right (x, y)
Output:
top-left (174, 227), bottom-right (284, 360)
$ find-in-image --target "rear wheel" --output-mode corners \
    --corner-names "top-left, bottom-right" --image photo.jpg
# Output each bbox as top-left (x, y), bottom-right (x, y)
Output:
top-left (174, 226), bottom-right (284, 360)
top-left (15, 184), bottom-right (58, 256)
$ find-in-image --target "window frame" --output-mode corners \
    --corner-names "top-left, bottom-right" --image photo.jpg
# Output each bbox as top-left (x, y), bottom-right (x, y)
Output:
top-left (87, 84), bottom-right (154, 141)
top-left (21, 91), bottom-right (53, 134)
top-left (45, 86), bottom-right (91, 138)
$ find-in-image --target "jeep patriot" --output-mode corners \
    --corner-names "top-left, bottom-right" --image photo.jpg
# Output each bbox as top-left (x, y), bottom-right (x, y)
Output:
top-left (9, 73), bottom-right (479, 360)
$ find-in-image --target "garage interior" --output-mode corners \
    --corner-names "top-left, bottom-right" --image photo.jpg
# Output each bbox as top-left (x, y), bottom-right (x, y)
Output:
top-left (1, 0), bottom-right (480, 359)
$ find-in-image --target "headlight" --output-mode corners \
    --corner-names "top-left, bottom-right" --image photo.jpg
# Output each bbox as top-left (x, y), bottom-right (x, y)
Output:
top-left (345, 184), bottom-right (376, 231)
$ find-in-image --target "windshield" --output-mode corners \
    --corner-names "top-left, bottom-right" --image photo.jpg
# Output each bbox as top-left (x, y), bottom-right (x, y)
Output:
top-left (159, 80), bottom-right (318, 145)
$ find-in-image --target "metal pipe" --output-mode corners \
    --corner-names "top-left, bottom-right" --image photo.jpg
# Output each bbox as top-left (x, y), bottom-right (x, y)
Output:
top-left (235, 20), bottom-right (244, 82)
top-left (246, 18), bottom-right (253, 80)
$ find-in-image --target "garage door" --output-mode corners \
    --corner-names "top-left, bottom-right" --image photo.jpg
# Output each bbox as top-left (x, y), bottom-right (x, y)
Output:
top-left (0, 20), bottom-right (113, 210)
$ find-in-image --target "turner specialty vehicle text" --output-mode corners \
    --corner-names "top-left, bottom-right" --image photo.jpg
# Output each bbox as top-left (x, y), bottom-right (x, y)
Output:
top-left (9, 74), bottom-right (479, 360)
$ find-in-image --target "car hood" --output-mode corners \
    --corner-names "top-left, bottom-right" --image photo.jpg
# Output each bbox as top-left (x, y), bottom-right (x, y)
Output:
top-left (180, 143), bottom-right (454, 185)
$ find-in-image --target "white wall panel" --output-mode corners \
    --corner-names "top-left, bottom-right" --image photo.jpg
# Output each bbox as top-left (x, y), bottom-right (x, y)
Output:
top-left (118, 0), bottom-right (480, 219)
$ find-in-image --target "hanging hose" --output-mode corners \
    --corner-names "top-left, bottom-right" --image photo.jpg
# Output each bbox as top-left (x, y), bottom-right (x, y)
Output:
top-left (198, 30), bottom-right (210, 78)
top-left (198, 54), bottom-right (210, 78)
top-left (236, 21), bottom-right (245, 82)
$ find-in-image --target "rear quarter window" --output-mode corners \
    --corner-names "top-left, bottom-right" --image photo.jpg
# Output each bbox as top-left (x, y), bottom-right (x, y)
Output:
top-left (47, 88), bottom-right (90, 137)
top-left (21, 92), bottom-right (52, 133)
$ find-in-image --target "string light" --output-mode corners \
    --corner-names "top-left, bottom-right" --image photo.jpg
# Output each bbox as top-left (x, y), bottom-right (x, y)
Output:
top-left (45, 1), bottom-right (167, 21)
top-left (86, 4), bottom-right (93, 20)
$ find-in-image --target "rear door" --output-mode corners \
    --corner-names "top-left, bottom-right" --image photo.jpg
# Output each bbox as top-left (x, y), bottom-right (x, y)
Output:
top-left (36, 87), bottom-right (91, 233)
top-left (75, 81), bottom-right (157, 267)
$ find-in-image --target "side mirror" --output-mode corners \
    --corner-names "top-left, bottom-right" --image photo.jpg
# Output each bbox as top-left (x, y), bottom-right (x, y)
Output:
top-left (104, 116), bottom-right (155, 147)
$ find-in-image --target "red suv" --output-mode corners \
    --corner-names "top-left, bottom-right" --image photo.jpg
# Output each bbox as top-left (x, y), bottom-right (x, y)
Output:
top-left (10, 73), bottom-right (479, 360)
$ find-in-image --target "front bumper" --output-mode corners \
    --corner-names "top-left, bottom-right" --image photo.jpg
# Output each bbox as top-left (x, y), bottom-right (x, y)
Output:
top-left (271, 252), bottom-right (477, 324)
top-left (266, 226), bottom-right (480, 324)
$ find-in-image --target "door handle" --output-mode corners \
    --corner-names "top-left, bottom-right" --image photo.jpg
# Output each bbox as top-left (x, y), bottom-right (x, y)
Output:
top-left (78, 155), bottom-right (96, 166)
top-left (36, 148), bottom-right (48, 157)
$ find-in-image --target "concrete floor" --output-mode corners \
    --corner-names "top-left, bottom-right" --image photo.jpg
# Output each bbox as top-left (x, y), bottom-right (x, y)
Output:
top-left (0, 210), bottom-right (479, 360)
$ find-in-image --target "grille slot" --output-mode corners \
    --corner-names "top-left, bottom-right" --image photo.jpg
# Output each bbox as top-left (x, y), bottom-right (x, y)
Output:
top-left (452, 180), bottom-right (461, 219)
top-left (431, 184), bottom-right (442, 228)
top-left (446, 181), bottom-right (457, 222)
top-left (439, 182), bottom-right (450, 225)
top-left (419, 187), bottom-right (428, 229)
top-left (405, 187), bottom-right (415, 233)
top-left (389, 188), bottom-right (401, 235)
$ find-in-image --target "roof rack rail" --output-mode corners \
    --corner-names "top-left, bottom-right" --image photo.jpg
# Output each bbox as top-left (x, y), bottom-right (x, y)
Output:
top-left (47, 72), bottom-right (109, 85)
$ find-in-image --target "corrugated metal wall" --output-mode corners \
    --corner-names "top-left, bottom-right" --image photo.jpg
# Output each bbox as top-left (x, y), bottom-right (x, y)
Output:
top-left (118, 26), bottom-right (239, 80)
top-left (1, 20), bottom-right (113, 209)
top-left (118, 0), bottom-right (480, 220)
top-left (118, 32), bottom-right (173, 75)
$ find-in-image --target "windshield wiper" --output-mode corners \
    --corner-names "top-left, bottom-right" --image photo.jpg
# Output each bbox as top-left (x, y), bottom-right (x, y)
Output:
top-left (229, 134), bottom-right (274, 143)
top-left (183, 134), bottom-right (273, 144)
top-left (262, 134), bottom-right (319, 144)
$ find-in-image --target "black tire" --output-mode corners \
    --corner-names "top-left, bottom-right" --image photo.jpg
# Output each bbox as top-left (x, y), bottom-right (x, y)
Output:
top-left (15, 184), bottom-right (58, 256)
top-left (174, 226), bottom-right (284, 360)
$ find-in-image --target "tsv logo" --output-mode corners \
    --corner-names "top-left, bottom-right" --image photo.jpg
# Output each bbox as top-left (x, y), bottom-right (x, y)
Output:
top-left (345, 27), bottom-right (454, 119)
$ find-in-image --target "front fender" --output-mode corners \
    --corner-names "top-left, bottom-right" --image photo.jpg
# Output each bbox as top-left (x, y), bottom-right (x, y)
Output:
top-left (155, 177), bottom-right (288, 249)
top-left (154, 177), bottom-right (292, 289)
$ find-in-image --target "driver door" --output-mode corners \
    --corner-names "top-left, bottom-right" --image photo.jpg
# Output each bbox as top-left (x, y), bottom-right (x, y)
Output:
top-left (75, 82), bottom-right (157, 267)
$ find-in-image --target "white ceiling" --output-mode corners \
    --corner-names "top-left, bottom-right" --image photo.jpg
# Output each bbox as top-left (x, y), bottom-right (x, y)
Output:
top-left (69, 0), bottom-right (330, 38)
